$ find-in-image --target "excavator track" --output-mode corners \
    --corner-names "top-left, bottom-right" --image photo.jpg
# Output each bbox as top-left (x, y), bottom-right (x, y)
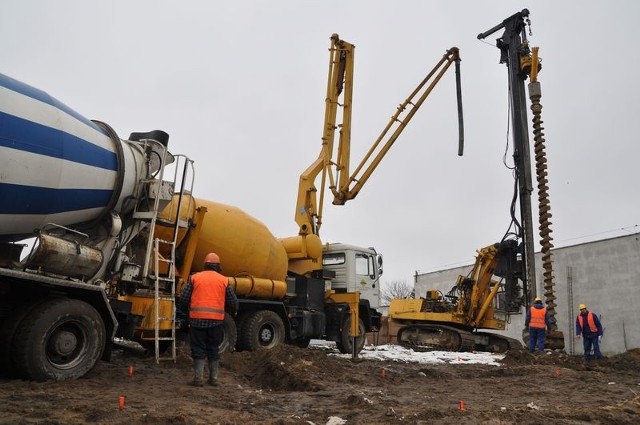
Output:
top-left (473, 332), bottom-right (523, 353)
top-left (397, 324), bottom-right (476, 352)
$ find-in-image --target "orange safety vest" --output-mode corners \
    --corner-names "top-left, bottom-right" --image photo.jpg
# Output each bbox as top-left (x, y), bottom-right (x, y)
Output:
top-left (577, 312), bottom-right (598, 333)
top-left (189, 270), bottom-right (228, 320)
top-left (529, 306), bottom-right (547, 329)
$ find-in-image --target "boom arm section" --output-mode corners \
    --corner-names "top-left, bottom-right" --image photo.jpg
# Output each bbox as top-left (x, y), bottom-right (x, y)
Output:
top-left (452, 240), bottom-right (519, 328)
top-left (331, 46), bottom-right (463, 206)
top-left (295, 34), bottom-right (355, 238)
top-left (295, 34), bottom-right (464, 241)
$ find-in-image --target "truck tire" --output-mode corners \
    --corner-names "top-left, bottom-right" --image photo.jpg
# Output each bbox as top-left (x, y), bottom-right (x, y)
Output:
top-left (11, 299), bottom-right (105, 381)
top-left (219, 312), bottom-right (237, 354)
top-left (0, 300), bottom-right (46, 378)
top-left (336, 316), bottom-right (366, 355)
top-left (239, 310), bottom-right (285, 351)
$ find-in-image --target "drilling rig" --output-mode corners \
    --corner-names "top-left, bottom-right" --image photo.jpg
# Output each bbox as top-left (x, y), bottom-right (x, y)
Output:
top-left (478, 9), bottom-right (565, 350)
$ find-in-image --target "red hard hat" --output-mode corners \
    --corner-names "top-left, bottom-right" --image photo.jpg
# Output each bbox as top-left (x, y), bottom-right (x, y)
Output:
top-left (204, 252), bottom-right (220, 264)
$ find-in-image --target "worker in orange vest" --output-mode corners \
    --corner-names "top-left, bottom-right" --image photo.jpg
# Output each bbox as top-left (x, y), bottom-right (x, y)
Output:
top-left (524, 297), bottom-right (551, 352)
top-left (575, 303), bottom-right (603, 361)
top-left (179, 252), bottom-right (238, 387)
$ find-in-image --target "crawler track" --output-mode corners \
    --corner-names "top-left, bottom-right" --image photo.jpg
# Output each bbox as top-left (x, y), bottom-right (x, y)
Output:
top-left (474, 332), bottom-right (523, 353)
top-left (397, 325), bottom-right (524, 353)
top-left (397, 324), bottom-right (476, 352)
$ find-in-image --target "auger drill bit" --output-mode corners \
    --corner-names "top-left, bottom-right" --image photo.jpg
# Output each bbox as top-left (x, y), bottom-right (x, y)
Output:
top-left (528, 47), bottom-right (564, 350)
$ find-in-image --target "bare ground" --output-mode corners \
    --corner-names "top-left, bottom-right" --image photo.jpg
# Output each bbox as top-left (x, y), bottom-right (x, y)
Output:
top-left (1, 341), bottom-right (639, 425)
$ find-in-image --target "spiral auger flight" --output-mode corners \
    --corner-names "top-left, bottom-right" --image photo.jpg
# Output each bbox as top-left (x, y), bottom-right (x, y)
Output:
top-left (529, 62), bottom-right (564, 348)
top-left (530, 90), bottom-right (556, 316)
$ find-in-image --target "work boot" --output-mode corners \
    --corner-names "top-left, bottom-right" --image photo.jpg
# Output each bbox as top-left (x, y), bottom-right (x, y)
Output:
top-left (190, 358), bottom-right (205, 387)
top-left (208, 359), bottom-right (219, 386)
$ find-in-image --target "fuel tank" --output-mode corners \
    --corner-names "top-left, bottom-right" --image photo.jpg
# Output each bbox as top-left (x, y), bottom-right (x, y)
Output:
top-left (0, 73), bottom-right (163, 241)
top-left (157, 195), bottom-right (289, 287)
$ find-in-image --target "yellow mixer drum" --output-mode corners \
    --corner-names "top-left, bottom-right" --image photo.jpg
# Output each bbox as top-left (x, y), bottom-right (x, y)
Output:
top-left (157, 194), bottom-right (288, 283)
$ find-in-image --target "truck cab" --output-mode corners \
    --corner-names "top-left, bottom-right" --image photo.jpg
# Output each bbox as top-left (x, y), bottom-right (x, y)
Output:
top-left (322, 243), bottom-right (382, 310)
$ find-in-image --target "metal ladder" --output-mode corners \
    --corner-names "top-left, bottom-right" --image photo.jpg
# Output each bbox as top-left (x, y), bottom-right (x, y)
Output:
top-left (151, 154), bottom-right (194, 363)
top-left (152, 237), bottom-right (178, 362)
top-left (133, 144), bottom-right (194, 363)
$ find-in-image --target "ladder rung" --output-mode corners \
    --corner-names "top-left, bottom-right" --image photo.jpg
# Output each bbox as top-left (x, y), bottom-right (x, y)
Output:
top-left (146, 186), bottom-right (182, 364)
top-left (149, 275), bottom-right (174, 281)
top-left (133, 211), bottom-right (157, 220)
top-left (157, 277), bottom-right (175, 283)
top-left (155, 219), bottom-right (189, 229)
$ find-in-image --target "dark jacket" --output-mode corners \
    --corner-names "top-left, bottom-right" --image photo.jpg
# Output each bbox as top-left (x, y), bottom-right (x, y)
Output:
top-left (576, 311), bottom-right (603, 337)
top-left (179, 274), bottom-right (238, 328)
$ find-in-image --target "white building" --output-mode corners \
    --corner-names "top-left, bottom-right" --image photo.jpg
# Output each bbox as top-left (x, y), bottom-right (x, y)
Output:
top-left (413, 234), bottom-right (640, 355)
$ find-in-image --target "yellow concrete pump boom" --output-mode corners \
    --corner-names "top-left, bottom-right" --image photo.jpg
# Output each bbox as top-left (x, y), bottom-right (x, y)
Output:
top-left (295, 34), bottom-right (464, 253)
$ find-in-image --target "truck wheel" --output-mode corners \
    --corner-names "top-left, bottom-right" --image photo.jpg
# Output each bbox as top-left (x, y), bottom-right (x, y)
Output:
top-left (12, 299), bottom-right (105, 381)
top-left (219, 313), bottom-right (237, 354)
top-left (240, 310), bottom-right (285, 351)
top-left (336, 316), bottom-right (366, 355)
top-left (0, 300), bottom-right (46, 378)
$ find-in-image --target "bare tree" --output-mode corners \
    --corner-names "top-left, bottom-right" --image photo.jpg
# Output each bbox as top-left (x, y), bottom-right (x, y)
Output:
top-left (381, 280), bottom-right (414, 306)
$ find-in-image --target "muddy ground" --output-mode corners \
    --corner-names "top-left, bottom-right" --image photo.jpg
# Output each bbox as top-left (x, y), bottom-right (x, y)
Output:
top-left (0, 341), bottom-right (639, 425)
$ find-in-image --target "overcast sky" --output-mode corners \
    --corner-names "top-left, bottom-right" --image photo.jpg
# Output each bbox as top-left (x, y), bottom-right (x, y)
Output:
top-left (2, 1), bottom-right (638, 287)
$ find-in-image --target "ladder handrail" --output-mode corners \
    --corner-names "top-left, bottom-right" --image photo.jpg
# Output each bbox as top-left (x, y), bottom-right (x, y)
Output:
top-left (143, 152), bottom-right (196, 363)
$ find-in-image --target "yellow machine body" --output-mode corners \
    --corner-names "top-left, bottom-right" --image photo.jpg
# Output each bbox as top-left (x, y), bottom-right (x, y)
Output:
top-left (388, 297), bottom-right (506, 330)
top-left (156, 194), bottom-right (289, 298)
top-left (121, 293), bottom-right (174, 332)
top-left (388, 242), bottom-right (521, 352)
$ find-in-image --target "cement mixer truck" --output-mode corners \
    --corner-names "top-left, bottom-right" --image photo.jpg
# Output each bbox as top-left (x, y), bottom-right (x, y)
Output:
top-left (0, 71), bottom-right (203, 380)
top-left (0, 71), bottom-right (383, 380)
top-left (129, 34), bottom-right (464, 362)
top-left (0, 33), bottom-right (462, 381)
top-left (147, 196), bottom-right (383, 356)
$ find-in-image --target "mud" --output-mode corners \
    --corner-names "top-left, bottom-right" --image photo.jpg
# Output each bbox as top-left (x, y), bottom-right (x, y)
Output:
top-left (1, 342), bottom-right (639, 425)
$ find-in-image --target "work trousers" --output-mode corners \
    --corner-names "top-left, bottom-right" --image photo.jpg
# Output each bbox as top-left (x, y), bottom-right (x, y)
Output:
top-left (582, 334), bottom-right (602, 361)
top-left (529, 327), bottom-right (546, 352)
top-left (190, 324), bottom-right (224, 361)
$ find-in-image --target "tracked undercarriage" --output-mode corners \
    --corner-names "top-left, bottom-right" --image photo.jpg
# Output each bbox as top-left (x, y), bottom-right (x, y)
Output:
top-left (396, 323), bottom-right (522, 353)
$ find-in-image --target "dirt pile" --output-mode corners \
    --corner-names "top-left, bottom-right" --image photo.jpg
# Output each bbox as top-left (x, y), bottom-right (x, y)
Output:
top-left (1, 344), bottom-right (639, 424)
